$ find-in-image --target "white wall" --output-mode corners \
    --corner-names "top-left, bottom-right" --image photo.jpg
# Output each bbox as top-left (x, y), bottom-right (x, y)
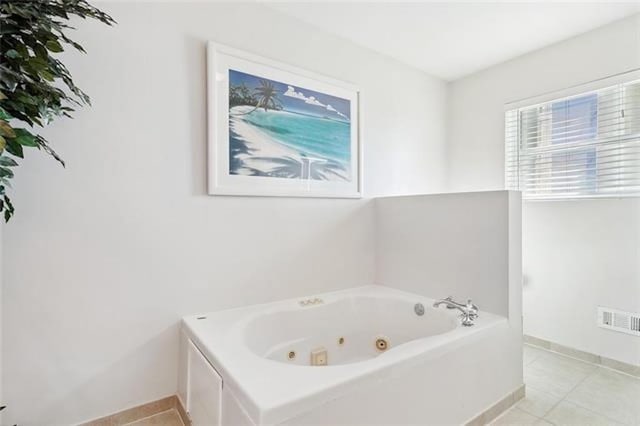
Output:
top-left (447, 14), bottom-right (640, 365)
top-left (372, 191), bottom-right (523, 423)
top-left (0, 223), bottom-right (2, 425)
top-left (1, 3), bottom-right (448, 425)
top-left (375, 191), bottom-right (522, 319)
top-left (523, 199), bottom-right (640, 365)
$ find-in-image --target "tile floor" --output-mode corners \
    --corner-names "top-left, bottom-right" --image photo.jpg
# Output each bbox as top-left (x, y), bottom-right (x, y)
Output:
top-left (123, 409), bottom-right (185, 426)
top-left (491, 344), bottom-right (640, 426)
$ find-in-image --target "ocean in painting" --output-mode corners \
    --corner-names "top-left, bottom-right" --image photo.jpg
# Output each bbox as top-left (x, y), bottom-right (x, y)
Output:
top-left (228, 69), bottom-right (352, 182)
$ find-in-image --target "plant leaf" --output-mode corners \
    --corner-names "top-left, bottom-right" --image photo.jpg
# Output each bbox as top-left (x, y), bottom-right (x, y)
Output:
top-left (0, 121), bottom-right (16, 138)
top-left (38, 70), bottom-right (55, 81)
top-left (0, 156), bottom-right (18, 167)
top-left (5, 139), bottom-right (23, 158)
top-left (5, 49), bottom-right (20, 59)
top-left (3, 195), bottom-right (14, 222)
top-left (0, 167), bottom-right (14, 179)
top-left (36, 135), bottom-right (65, 167)
top-left (13, 129), bottom-right (38, 147)
top-left (0, 107), bottom-right (12, 120)
top-left (46, 40), bottom-right (64, 53)
top-left (34, 43), bottom-right (48, 59)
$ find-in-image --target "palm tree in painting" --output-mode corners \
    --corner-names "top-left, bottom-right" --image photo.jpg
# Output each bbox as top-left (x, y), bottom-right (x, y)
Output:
top-left (231, 79), bottom-right (282, 115)
top-left (254, 79), bottom-right (282, 111)
top-left (229, 83), bottom-right (256, 108)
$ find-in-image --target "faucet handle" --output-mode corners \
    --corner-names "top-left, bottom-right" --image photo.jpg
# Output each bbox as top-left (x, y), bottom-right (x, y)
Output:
top-left (465, 299), bottom-right (479, 317)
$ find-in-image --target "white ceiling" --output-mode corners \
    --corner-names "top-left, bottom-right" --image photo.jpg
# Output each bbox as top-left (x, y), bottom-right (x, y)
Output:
top-left (268, 2), bottom-right (640, 81)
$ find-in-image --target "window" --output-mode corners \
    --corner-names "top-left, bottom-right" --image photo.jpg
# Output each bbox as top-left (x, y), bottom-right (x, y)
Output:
top-left (505, 79), bottom-right (640, 200)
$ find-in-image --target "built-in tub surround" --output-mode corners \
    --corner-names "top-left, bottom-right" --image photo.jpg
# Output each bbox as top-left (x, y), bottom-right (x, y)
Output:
top-left (180, 286), bottom-right (522, 425)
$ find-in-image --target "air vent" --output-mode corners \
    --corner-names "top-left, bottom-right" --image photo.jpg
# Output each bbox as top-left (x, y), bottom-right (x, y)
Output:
top-left (598, 307), bottom-right (640, 337)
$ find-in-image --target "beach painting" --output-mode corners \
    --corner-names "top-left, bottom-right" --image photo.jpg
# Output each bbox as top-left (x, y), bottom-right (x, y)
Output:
top-left (208, 43), bottom-right (360, 198)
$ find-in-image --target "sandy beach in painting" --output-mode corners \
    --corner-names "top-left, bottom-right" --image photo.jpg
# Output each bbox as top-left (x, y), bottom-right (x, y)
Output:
top-left (229, 106), bottom-right (301, 174)
top-left (229, 106), bottom-right (351, 181)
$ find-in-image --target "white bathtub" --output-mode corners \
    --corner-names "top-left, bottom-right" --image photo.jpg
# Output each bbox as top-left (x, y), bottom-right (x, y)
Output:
top-left (179, 286), bottom-right (522, 425)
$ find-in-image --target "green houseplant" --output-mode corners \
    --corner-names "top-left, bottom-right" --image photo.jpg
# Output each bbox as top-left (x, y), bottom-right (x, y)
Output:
top-left (0, 0), bottom-right (115, 221)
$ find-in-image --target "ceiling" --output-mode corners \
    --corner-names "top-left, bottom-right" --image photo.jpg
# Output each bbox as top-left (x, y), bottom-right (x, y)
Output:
top-left (268, 2), bottom-right (640, 81)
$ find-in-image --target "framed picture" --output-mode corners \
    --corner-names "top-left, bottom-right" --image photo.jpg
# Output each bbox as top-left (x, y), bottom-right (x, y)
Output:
top-left (207, 42), bottom-right (361, 198)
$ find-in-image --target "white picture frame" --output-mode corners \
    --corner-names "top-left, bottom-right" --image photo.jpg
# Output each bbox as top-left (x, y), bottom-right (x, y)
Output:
top-left (207, 42), bottom-right (361, 198)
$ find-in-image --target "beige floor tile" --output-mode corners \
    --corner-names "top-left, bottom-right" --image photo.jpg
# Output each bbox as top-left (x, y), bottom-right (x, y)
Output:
top-left (524, 344), bottom-right (546, 366)
top-left (516, 386), bottom-right (562, 418)
top-left (544, 401), bottom-right (623, 426)
top-left (124, 409), bottom-right (184, 426)
top-left (565, 367), bottom-right (640, 425)
top-left (524, 352), bottom-right (597, 398)
top-left (490, 407), bottom-right (540, 426)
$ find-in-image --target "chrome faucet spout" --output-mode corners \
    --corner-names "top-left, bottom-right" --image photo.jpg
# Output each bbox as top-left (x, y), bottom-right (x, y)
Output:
top-left (432, 296), bottom-right (465, 310)
top-left (433, 297), bottom-right (479, 326)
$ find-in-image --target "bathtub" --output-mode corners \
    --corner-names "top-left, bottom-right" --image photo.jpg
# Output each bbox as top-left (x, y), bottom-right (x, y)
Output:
top-left (179, 286), bottom-right (523, 425)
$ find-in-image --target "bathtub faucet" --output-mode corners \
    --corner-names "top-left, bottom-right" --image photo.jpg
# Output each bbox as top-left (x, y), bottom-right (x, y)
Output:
top-left (433, 297), bottom-right (478, 327)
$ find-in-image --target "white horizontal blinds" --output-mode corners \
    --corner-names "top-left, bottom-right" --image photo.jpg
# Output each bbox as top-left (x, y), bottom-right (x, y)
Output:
top-left (505, 79), bottom-right (640, 199)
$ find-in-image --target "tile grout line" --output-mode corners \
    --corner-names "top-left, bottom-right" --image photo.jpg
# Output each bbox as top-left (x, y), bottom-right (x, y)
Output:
top-left (557, 368), bottom-right (634, 426)
top-left (516, 384), bottom-right (556, 422)
top-left (122, 408), bottom-right (184, 426)
top-left (523, 346), bottom-right (592, 424)
top-left (534, 348), bottom-right (631, 426)
top-left (538, 365), bottom-right (594, 423)
top-left (489, 406), bottom-right (539, 424)
top-left (488, 344), bottom-right (638, 426)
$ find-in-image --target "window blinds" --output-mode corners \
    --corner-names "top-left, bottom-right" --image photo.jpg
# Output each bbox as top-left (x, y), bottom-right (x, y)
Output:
top-left (505, 78), bottom-right (640, 200)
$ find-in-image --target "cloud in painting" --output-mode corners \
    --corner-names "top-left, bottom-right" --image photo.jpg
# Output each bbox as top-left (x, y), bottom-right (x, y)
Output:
top-left (284, 86), bottom-right (348, 120)
top-left (305, 96), bottom-right (324, 107)
top-left (283, 86), bottom-right (307, 101)
top-left (326, 104), bottom-right (349, 120)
